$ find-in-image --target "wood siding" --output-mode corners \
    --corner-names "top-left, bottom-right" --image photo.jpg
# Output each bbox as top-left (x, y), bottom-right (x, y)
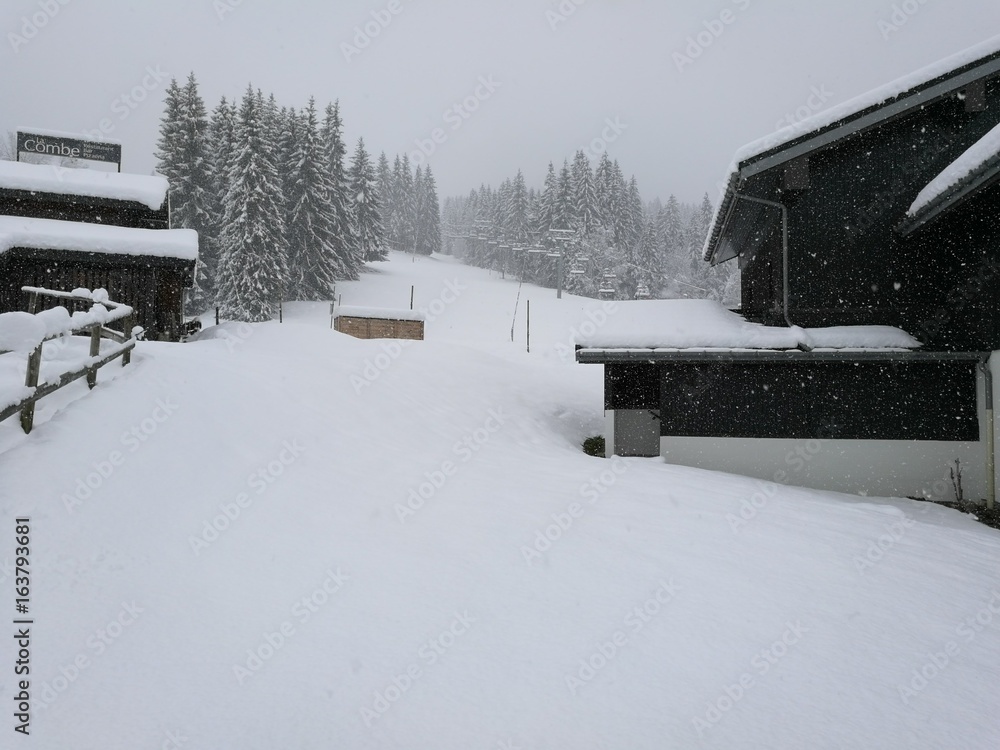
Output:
top-left (334, 316), bottom-right (424, 340)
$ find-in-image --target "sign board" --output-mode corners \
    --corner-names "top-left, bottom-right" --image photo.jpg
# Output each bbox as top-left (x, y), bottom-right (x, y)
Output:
top-left (16, 131), bottom-right (122, 171)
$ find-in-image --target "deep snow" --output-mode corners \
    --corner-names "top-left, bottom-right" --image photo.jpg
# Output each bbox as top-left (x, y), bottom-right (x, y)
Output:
top-left (1, 253), bottom-right (999, 749)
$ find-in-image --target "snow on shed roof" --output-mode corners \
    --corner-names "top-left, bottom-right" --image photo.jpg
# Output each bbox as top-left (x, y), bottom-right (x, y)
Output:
top-left (704, 34), bottom-right (1000, 262)
top-left (334, 306), bottom-right (426, 322)
top-left (904, 119), bottom-right (1000, 225)
top-left (0, 161), bottom-right (168, 210)
top-left (0, 216), bottom-right (198, 262)
top-left (574, 299), bottom-right (920, 351)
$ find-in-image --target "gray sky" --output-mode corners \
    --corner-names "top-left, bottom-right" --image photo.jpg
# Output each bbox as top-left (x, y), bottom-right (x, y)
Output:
top-left (2, 0), bottom-right (998, 204)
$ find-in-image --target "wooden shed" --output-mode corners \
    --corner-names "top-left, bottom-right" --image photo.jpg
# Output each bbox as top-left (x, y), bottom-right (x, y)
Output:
top-left (333, 306), bottom-right (425, 340)
top-left (0, 161), bottom-right (197, 341)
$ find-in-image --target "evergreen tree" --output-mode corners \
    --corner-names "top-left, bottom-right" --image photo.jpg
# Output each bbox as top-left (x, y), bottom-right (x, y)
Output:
top-left (206, 96), bottom-right (237, 306)
top-left (156, 74), bottom-right (214, 311)
top-left (349, 138), bottom-right (386, 262)
top-left (375, 151), bottom-right (394, 252)
top-left (571, 151), bottom-right (599, 235)
top-left (321, 102), bottom-right (362, 279)
top-left (216, 85), bottom-right (289, 322)
top-left (418, 165), bottom-right (442, 256)
top-left (285, 98), bottom-right (342, 299)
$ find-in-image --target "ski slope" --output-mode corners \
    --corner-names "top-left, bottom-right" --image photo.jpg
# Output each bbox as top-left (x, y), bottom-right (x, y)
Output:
top-left (1, 252), bottom-right (999, 749)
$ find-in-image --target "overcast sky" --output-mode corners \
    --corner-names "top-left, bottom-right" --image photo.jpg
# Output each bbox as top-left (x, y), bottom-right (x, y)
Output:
top-left (2, 0), bottom-right (998, 204)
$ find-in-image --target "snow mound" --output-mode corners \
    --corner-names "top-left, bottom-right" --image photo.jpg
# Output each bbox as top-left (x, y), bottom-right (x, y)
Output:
top-left (0, 160), bottom-right (167, 210)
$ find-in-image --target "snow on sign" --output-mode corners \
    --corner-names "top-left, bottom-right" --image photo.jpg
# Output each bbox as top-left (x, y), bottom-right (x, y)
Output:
top-left (16, 129), bottom-right (122, 171)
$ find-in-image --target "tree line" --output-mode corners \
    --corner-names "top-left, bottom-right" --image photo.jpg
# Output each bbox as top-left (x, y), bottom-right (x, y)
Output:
top-left (442, 151), bottom-right (737, 303)
top-left (156, 74), bottom-right (442, 322)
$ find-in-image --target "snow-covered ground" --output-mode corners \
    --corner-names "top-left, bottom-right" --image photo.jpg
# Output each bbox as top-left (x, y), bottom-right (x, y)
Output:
top-left (2, 252), bottom-right (999, 749)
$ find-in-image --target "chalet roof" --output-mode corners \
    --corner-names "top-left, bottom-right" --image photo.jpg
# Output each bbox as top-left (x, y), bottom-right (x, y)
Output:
top-left (899, 119), bottom-right (1000, 235)
top-left (334, 305), bottom-right (426, 322)
top-left (573, 299), bottom-right (920, 352)
top-left (703, 34), bottom-right (1000, 263)
top-left (0, 216), bottom-right (198, 262)
top-left (0, 161), bottom-right (168, 211)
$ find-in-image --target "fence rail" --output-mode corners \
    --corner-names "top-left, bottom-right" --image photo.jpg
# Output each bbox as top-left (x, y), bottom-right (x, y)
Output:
top-left (0, 287), bottom-right (142, 434)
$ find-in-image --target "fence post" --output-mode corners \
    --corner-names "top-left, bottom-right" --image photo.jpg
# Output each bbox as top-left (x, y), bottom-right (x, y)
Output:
top-left (122, 314), bottom-right (134, 367)
top-left (20, 344), bottom-right (42, 434)
top-left (87, 325), bottom-right (101, 389)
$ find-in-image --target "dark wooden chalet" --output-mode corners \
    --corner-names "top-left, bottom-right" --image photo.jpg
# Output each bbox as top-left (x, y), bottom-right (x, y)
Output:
top-left (0, 161), bottom-right (197, 341)
top-left (577, 38), bottom-right (1000, 502)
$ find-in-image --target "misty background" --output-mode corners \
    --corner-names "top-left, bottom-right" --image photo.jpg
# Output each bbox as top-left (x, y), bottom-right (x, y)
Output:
top-left (2, 0), bottom-right (998, 203)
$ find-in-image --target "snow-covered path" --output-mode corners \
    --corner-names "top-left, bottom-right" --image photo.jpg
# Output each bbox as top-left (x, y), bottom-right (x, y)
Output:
top-left (1, 254), bottom-right (999, 749)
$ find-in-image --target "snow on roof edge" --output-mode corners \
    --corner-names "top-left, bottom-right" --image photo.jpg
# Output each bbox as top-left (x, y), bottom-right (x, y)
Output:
top-left (907, 119), bottom-right (1000, 218)
top-left (15, 125), bottom-right (122, 145)
top-left (0, 216), bottom-right (198, 262)
top-left (334, 305), bottom-right (426, 322)
top-left (0, 161), bottom-right (168, 211)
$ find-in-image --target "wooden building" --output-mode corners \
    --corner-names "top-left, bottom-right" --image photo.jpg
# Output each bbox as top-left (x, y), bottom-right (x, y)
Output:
top-left (334, 306), bottom-right (425, 340)
top-left (0, 161), bottom-right (197, 341)
top-left (577, 38), bottom-right (1000, 501)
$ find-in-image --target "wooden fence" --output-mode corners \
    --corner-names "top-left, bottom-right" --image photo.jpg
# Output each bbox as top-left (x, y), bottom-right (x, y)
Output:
top-left (0, 287), bottom-right (140, 434)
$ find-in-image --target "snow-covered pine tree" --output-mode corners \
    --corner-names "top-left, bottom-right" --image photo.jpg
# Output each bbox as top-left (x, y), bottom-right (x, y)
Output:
top-left (206, 96), bottom-right (237, 306)
top-left (321, 102), bottom-right (362, 280)
top-left (156, 74), bottom-right (214, 311)
top-left (216, 85), bottom-right (289, 322)
top-left (375, 151), bottom-right (394, 253)
top-left (285, 98), bottom-right (342, 299)
top-left (554, 160), bottom-right (575, 231)
top-left (420, 165), bottom-right (442, 256)
top-left (277, 107), bottom-right (301, 240)
top-left (349, 138), bottom-right (386, 262)
top-left (571, 150), bottom-right (599, 235)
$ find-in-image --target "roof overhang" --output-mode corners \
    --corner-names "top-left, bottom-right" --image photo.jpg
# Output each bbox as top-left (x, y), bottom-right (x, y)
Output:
top-left (576, 348), bottom-right (986, 365)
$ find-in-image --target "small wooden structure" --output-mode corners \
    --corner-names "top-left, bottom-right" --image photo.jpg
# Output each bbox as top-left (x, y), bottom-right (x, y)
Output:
top-left (0, 161), bottom-right (197, 342)
top-left (333, 306), bottom-right (425, 340)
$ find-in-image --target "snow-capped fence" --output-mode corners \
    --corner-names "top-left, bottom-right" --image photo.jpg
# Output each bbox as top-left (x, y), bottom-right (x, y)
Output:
top-left (0, 286), bottom-right (141, 434)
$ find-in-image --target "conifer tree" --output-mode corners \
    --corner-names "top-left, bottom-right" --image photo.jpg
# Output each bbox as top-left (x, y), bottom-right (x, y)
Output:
top-left (216, 85), bottom-right (289, 322)
top-left (321, 102), bottom-right (362, 279)
top-left (285, 98), bottom-right (342, 299)
top-left (349, 138), bottom-right (386, 262)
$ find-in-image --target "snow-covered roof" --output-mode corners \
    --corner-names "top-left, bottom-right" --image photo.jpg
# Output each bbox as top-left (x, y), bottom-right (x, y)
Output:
top-left (334, 305), bottom-right (426, 322)
top-left (704, 34), bottom-right (1000, 262)
top-left (574, 299), bottom-right (920, 351)
top-left (0, 161), bottom-right (168, 210)
top-left (0, 216), bottom-right (198, 262)
top-left (904, 119), bottom-right (1000, 225)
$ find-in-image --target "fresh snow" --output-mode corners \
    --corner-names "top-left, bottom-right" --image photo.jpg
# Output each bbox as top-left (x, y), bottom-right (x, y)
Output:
top-left (1, 253), bottom-right (998, 749)
top-left (335, 305), bottom-right (426, 322)
top-left (0, 216), bottom-right (198, 261)
top-left (575, 298), bottom-right (921, 350)
top-left (0, 161), bottom-right (167, 211)
top-left (909, 120), bottom-right (1000, 216)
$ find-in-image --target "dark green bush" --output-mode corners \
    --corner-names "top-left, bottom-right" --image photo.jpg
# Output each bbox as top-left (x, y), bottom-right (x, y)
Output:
top-left (583, 436), bottom-right (605, 457)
